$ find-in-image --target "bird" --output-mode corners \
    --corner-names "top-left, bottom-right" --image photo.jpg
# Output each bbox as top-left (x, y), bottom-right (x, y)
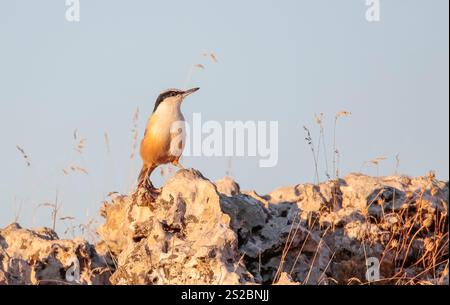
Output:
top-left (137, 87), bottom-right (200, 194)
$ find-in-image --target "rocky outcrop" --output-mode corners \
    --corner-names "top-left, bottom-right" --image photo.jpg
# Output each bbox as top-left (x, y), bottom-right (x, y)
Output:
top-left (98, 170), bottom-right (252, 284)
top-left (1, 170), bottom-right (448, 285)
top-left (96, 169), bottom-right (448, 285)
top-left (0, 223), bottom-right (113, 285)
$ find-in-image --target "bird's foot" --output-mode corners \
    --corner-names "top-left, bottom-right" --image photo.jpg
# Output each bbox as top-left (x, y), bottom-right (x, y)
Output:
top-left (143, 180), bottom-right (161, 195)
top-left (133, 189), bottom-right (157, 209)
top-left (133, 181), bottom-right (162, 209)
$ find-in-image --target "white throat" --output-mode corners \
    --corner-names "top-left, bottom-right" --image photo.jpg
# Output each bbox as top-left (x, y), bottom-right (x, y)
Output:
top-left (153, 100), bottom-right (184, 123)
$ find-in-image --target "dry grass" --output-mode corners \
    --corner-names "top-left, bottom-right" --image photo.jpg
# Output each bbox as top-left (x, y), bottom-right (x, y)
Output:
top-left (128, 107), bottom-right (140, 191)
top-left (303, 110), bottom-right (351, 183)
top-left (273, 172), bottom-right (448, 284)
top-left (203, 52), bottom-right (218, 63)
top-left (63, 165), bottom-right (89, 176)
top-left (377, 172), bottom-right (449, 284)
top-left (74, 132), bottom-right (86, 154)
top-left (361, 156), bottom-right (387, 176)
top-left (333, 111), bottom-right (351, 179)
top-left (184, 52), bottom-right (218, 89)
top-left (303, 126), bottom-right (320, 184)
top-left (16, 145), bottom-right (31, 167)
top-left (275, 112), bottom-right (448, 285)
top-left (130, 107), bottom-right (140, 160)
top-left (194, 64), bottom-right (205, 69)
top-left (395, 153), bottom-right (400, 175)
top-left (104, 132), bottom-right (111, 155)
top-left (315, 113), bottom-right (330, 179)
top-left (37, 191), bottom-right (61, 232)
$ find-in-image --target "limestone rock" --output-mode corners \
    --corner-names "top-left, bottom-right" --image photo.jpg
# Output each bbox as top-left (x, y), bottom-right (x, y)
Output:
top-left (0, 223), bottom-right (113, 285)
top-left (103, 169), bottom-right (253, 285)
top-left (215, 176), bottom-right (241, 196)
top-left (2, 170), bottom-right (448, 285)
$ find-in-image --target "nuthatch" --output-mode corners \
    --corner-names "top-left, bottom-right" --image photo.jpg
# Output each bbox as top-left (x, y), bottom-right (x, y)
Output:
top-left (138, 87), bottom-right (200, 193)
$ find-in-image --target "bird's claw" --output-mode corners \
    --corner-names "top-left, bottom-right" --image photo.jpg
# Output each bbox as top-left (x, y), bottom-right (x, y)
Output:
top-left (148, 187), bottom-right (162, 196)
top-left (143, 180), bottom-right (161, 195)
top-left (133, 180), bottom-right (162, 208)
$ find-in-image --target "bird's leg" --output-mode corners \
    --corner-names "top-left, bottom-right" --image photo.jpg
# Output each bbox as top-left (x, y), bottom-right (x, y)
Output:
top-left (144, 177), bottom-right (154, 191)
top-left (138, 165), bottom-right (161, 194)
top-left (134, 165), bottom-right (162, 206)
top-left (138, 166), bottom-right (151, 189)
top-left (144, 175), bottom-right (161, 196)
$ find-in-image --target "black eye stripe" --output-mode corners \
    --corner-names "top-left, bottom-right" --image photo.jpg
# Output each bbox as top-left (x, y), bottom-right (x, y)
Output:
top-left (153, 90), bottom-right (183, 113)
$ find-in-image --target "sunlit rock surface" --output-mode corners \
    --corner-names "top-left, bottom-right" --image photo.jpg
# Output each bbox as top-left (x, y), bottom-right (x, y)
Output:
top-left (1, 170), bottom-right (448, 285)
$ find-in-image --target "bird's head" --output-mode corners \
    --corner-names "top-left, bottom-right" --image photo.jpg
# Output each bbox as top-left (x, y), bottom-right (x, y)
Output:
top-left (153, 87), bottom-right (200, 113)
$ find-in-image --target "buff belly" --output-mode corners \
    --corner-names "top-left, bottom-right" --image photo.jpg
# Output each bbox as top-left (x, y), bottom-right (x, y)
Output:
top-left (140, 115), bottom-right (185, 167)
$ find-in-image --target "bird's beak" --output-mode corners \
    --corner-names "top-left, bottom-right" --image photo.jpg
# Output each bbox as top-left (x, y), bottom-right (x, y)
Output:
top-left (182, 87), bottom-right (200, 97)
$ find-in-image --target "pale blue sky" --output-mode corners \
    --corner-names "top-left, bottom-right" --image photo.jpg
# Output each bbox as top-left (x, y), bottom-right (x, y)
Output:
top-left (0, 0), bottom-right (448, 233)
